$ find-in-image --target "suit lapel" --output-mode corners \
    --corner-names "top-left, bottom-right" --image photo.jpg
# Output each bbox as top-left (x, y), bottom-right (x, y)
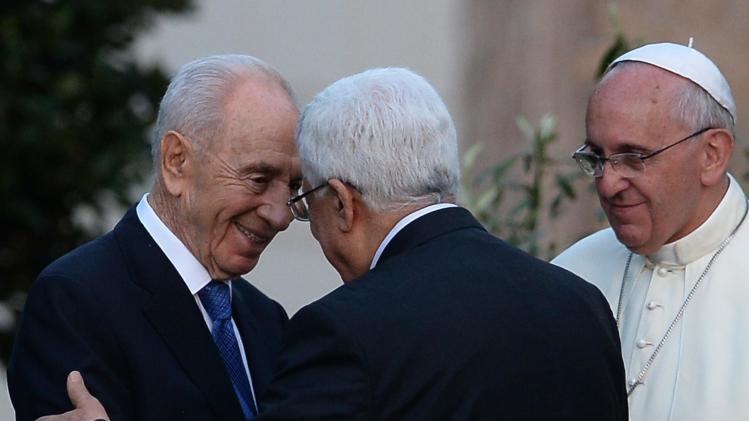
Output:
top-left (231, 282), bottom-right (273, 402)
top-left (377, 207), bottom-right (485, 266)
top-left (113, 208), bottom-right (245, 420)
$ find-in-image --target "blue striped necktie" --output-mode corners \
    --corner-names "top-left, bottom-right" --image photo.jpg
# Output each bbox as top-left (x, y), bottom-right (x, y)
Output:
top-left (198, 281), bottom-right (257, 419)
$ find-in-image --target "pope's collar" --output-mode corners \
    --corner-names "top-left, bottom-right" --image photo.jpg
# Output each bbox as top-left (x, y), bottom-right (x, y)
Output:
top-left (647, 173), bottom-right (747, 267)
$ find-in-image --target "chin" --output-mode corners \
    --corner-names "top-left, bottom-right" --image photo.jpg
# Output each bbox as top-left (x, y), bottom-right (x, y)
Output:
top-left (617, 236), bottom-right (662, 256)
top-left (217, 257), bottom-right (260, 279)
top-left (623, 243), bottom-right (649, 255)
top-left (237, 260), bottom-right (260, 276)
top-left (613, 228), bottom-right (650, 254)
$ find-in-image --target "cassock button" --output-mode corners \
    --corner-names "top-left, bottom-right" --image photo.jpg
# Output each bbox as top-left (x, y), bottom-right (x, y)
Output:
top-left (628, 378), bottom-right (638, 387)
top-left (647, 301), bottom-right (662, 310)
top-left (636, 339), bottom-right (652, 349)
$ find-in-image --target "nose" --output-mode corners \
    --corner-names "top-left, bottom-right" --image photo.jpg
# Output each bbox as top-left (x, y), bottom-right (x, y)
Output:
top-left (257, 183), bottom-right (294, 232)
top-left (595, 162), bottom-right (630, 200)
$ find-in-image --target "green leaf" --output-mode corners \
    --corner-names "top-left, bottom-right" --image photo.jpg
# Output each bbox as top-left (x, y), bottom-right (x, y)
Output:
top-left (462, 142), bottom-right (484, 173)
top-left (539, 114), bottom-right (556, 140)
top-left (550, 195), bottom-right (562, 218)
top-left (474, 186), bottom-right (500, 213)
top-left (595, 33), bottom-right (632, 79)
top-left (556, 175), bottom-right (576, 199)
top-left (515, 115), bottom-right (534, 142)
top-left (491, 155), bottom-right (518, 181)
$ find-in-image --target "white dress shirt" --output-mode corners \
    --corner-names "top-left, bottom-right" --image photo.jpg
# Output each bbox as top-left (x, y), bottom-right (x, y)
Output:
top-left (136, 194), bottom-right (257, 404)
top-left (553, 174), bottom-right (749, 421)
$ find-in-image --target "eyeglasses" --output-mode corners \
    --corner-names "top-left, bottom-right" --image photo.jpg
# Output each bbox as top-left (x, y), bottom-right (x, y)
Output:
top-left (287, 183), bottom-right (328, 222)
top-left (572, 127), bottom-right (713, 178)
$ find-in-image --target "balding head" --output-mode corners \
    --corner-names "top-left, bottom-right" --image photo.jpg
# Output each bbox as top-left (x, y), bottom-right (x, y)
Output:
top-left (152, 54), bottom-right (296, 168)
top-left (583, 62), bottom-right (734, 255)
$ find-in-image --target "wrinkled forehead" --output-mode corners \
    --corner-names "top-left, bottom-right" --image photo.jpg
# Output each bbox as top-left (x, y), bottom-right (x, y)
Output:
top-left (596, 63), bottom-right (690, 106)
top-left (220, 80), bottom-right (299, 145)
top-left (589, 64), bottom-right (691, 126)
top-left (585, 64), bottom-right (698, 150)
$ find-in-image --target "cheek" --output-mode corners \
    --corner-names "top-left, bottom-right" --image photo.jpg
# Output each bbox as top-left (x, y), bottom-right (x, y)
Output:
top-left (631, 184), bottom-right (658, 233)
top-left (184, 193), bottom-right (213, 237)
top-left (309, 219), bottom-right (323, 244)
top-left (214, 188), bottom-right (260, 219)
top-left (199, 197), bottom-right (246, 248)
top-left (651, 181), bottom-right (692, 227)
top-left (310, 218), bottom-right (337, 256)
top-left (645, 198), bottom-right (666, 235)
top-left (642, 174), bottom-right (700, 246)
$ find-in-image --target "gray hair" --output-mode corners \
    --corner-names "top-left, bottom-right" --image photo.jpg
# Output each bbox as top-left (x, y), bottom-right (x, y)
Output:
top-left (673, 78), bottom-right (735, 136)
top-left (607, 61), bottom-right (735, 136)
top-left (151, 54), bottom-right (295, 166)
top-left (297, 67), bottom-right (460, 213)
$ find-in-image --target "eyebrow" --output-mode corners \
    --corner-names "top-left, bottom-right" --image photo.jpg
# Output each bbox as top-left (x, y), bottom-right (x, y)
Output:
top-left (584, 138), bottom-right (649, 154)
top-left (237, 161), bottom-right (303, 187)
top-left (237, 162), bottom-right (282, 177)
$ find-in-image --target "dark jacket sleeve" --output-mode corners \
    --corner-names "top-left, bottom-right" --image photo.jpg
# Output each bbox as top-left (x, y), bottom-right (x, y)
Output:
top-left (8, 274), bottom-right (133, 421)
top-left (259, 302), bottom-right (370, 420)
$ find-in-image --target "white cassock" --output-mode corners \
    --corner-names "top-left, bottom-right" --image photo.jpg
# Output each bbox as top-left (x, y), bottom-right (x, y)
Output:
top-left (553, 174), bottom-right (749, 421)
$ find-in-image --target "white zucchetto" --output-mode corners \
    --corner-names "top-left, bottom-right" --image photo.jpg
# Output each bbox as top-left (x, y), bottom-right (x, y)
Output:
top-left (609, 40), bottom-right (736, 122)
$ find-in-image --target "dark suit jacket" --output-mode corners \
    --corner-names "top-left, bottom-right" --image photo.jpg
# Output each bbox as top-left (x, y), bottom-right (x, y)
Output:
top-left (8, 207), bottom-right (288, 421)
top-left (259, 207), bottom-right (627, 420)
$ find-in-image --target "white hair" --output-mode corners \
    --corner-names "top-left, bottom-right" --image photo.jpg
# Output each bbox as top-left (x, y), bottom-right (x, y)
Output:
top-left (673, 78), bottom-right (735, 136)
top-left (151, 54), bottom-right (295, 166)
top-left (297, 68), bottom-right (460, 213)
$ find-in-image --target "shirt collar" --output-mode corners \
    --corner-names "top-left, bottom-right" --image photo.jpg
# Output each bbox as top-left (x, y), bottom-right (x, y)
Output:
top-left (136, 193), bottom-right (213, 295)
top-left (369, 203), bottom-right (458, 269)
top-left (648, 173), bottom-right (748, 266)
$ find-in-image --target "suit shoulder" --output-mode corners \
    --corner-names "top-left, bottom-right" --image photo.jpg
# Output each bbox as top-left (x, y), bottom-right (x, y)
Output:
top-left (287, 277), bottom-right (380, 338)
top-left (297, 281), bottom-right (362, 316)
top-left (39, 231), bottom-right (121, 280)
top-left (25, 231), bottom-right (132, 314)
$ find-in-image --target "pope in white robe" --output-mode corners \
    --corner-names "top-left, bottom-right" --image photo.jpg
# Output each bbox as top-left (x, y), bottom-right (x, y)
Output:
top-left (553, 41), bottom-right (747, 421)
top-left (554, 175), bottom-right (749, 421)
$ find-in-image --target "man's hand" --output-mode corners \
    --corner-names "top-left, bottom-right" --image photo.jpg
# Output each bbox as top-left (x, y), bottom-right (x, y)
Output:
top-left (36, 371), bottom-right (110, 421)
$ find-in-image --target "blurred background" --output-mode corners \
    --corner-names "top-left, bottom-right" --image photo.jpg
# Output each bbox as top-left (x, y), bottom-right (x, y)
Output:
top-left (2, 0), bottom-right (748, 416)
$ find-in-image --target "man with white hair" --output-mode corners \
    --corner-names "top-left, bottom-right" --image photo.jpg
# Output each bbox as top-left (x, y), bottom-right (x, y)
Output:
top-left (554, 42), bottom-right (747, 420)
top-left (42, 67), bottom-right (629, 420)
top-left (255, 67), bottom-right (627, 419)
top-left (10, 55), bottom-right (301, 420)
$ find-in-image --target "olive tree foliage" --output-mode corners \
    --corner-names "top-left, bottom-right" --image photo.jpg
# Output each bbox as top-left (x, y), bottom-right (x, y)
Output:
top-left (0, 0), bottom-right (193, 362)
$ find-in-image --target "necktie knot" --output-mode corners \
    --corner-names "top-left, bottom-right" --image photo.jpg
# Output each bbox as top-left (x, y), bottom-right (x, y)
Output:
top-left (198, 281), bottom-right (232, 322)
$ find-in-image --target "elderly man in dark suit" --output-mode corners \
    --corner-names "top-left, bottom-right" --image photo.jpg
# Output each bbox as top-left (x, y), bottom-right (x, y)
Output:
top-left (9, 55), bottom-right (301, 420)
top-left (258, 67), bottom-right (627, 420)
top-left (40, 67), bottom-right (628, 420)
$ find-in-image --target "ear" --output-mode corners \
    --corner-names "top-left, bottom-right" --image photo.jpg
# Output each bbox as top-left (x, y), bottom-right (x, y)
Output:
top-left (327, 179), bottom-right (358, 233)
top-left (700, 128), bottom-right (734, 186)
top-left (160, 131), bottom-right (194, 197)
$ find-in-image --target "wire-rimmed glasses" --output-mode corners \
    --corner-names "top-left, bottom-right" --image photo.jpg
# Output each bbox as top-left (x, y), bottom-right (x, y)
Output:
top-left (572, 127), bottom-right (713, 178)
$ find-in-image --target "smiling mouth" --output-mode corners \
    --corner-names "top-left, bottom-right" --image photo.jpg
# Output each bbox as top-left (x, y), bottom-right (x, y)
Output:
top-left (606, 202), bottom-right (646, 220)
top-left (234, 222), bottom-right (270, 245)
top-left (606, 198), bottom-right (645, 208)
